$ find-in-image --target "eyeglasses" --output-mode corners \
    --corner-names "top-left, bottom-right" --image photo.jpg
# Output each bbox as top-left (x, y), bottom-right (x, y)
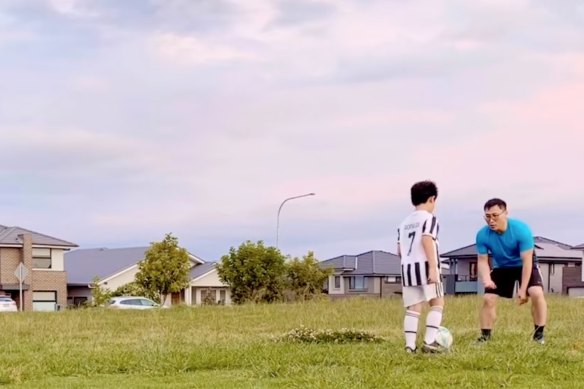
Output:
top-left (484, 212), bottom-right (505, 221)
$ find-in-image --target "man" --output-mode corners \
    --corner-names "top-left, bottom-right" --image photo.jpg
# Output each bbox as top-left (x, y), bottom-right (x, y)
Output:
top-left (397, 180), bottom-right (444, 353)
top-left (476, 198), bottom-right (548, 344)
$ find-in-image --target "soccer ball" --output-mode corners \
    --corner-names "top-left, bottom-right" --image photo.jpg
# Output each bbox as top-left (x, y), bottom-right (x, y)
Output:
top-left (435, 326), bottom-right (453, 349)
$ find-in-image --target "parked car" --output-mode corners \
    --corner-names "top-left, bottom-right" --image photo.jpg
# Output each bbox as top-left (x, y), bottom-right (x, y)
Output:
top-left (0, 296), bottom-right (18, 312)
top-left (107, 296), bottom-right (163, 310)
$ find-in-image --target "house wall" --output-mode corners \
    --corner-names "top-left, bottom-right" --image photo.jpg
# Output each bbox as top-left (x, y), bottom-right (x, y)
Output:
top-left (101, 266), bottom-right (139, 291)
top-left (328, 275), bottom-right (345, 295)
top-left (191, 268), bottom-right (225, 287)
top-left (67, 285), bottom-right (91, 306)
top-left (562, 265), bottom-right (584, 295)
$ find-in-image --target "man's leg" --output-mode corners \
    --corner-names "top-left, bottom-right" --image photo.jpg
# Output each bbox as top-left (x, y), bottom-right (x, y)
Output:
top-left (528, 286), bottom-right (547, 342)
top-left (478, 293), bottom-right (498, 341)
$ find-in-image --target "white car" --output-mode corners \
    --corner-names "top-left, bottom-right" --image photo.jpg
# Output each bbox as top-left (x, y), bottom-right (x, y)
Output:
top-left (0, 296), bottom-right (18, 312)
top-left (107, 296), bottom-right (162, 310)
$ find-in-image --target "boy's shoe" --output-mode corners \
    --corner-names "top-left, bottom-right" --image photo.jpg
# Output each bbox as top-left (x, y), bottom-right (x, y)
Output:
top-left (533, 336), bottom-right (545, 345)
top-left (422, 341), bottom-right (443, 353)
top-left (404, 346), bottom-right (417, 354)
top-left (475, 334), bottom-right (490, 343)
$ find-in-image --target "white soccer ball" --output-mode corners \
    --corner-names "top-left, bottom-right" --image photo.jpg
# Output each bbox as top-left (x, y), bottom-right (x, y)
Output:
top-left (435, 326), bottom-right (453, 349)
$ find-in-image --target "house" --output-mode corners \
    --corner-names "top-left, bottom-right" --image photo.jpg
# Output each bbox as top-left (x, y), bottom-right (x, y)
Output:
top-left (65, 247), bottom-right (231, 306)
top-left (0, 225), bottom-right (77, 311)
top-left (563, 243), bottom-right (584, 297)
top-left (441, 236), bottom-right (583, 295)
top-left (319, 250), bottom-right (402, 299)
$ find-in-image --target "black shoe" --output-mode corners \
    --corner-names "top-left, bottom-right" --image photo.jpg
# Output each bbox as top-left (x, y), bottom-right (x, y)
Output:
top-left (476, 334), bottom-right (490, 343)
top-left (422, 341), bottom-right (443, 353)
top-left (533, 336), bottom-right (545, 345)
top-left (405, 346), bottom-right (417, 354)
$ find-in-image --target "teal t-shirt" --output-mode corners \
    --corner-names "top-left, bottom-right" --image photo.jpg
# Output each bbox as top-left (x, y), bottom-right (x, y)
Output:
top-left (476, 218), bottom-right (535, 268)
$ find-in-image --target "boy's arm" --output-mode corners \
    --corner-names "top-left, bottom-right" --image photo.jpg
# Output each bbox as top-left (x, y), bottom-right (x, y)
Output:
top-left (422, 216), bottom-right (439, 283)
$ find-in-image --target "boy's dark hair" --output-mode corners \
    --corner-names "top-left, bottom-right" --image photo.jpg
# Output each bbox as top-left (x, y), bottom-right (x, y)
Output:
top-left (410, 180), bottom-right (438, 206)
top-left (484, 198), bottom-right (507, 211)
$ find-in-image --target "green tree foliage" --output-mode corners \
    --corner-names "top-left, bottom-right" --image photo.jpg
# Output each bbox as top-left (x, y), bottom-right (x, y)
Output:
top-left (286, 251), bottom-right (332, 301)
top-left (216, 240), bottom-right (287, 304)
top-left (90, 276), bottom-right (112, 307)
top-left (135, 233), bottom-right (191, 304)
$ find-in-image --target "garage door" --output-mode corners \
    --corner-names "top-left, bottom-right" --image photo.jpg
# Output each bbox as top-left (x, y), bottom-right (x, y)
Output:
top-left (568, 287), bottom-right (584, 297)
top-left (33, 291), bottom-right (57, 311)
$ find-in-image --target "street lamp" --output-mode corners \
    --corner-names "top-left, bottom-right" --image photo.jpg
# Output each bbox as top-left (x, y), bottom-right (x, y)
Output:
top-left (276, 192), bottom-right (315, 249)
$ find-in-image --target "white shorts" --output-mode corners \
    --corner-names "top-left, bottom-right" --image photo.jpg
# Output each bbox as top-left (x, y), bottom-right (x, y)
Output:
top-left (402, 282), bottom-right (444, 308)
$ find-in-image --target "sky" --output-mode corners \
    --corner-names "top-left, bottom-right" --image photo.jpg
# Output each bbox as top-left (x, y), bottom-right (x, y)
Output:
top-left (1, 0), bottom-right (583, 262)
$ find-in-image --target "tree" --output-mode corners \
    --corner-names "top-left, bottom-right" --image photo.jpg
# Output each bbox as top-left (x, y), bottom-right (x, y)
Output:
top-left (216, 240), bottom-right (287, 304)
top-left (90, 276), bottom-right (112, 307)
top-left (135, 233), bottom-right (191, 305)
top-left (286, 251), bottom-right (332, 301)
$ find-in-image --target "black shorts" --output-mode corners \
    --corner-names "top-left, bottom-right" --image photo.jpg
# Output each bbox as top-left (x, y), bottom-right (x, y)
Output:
top-left (484, 265), bottom-right (544, 298)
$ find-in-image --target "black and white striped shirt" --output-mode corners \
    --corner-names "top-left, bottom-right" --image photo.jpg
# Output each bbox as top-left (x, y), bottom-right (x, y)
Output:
top-left (397, 210), bottom-right (440, 287)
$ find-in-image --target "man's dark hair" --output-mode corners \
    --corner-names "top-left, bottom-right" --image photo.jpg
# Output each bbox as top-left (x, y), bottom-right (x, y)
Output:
top-left (411, 180), bottom-right (438, 206)
top-left (484, 198), bottom-right (507, 211)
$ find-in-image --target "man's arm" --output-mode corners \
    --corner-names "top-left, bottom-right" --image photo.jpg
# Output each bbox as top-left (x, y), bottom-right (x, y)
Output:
top-left (476, 230), bottom-right (495, 288)
top-left (516, 223), bottom-right (535, 304)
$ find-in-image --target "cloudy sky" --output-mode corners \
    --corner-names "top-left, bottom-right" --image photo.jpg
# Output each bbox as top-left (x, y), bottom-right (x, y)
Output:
top-left (1, 0), bottom-right (583, 261)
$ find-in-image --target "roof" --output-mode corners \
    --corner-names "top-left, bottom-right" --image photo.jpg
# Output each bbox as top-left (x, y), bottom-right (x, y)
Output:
top-left (572, 243), bottom-right (584, 250)
top-left (190, 262), bottom-right (216, 280)
top-left (320, 250), bottom-right (401, 275)
top-left (441, 236), bottom-right (582, 262)
top-left (65, 246), bottom-right (206, 285)
top-left (0, 225), bottom-right (77, 247)
top-left (65, 247), bottom-right (150, 285)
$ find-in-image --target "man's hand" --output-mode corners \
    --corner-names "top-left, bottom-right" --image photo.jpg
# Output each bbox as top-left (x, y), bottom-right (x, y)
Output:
top-left (483, 278), bottom-right (497, 290)
top-left (428, 269), bottom-right (439, 284)
top-left (517, 288), bottom-right (528, 305)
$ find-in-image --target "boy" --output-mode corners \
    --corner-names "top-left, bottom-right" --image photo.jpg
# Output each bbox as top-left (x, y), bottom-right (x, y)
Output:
top-left (397, 180), bottom-right (444, 353)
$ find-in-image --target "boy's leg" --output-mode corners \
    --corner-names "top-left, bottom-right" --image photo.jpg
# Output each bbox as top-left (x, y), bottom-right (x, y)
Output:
top-left (424, 296), bottom-right (444, 345)
top-left (403, 285), bottom-right (424, 352)
top-left (404, 303), bottom-right (422, 351)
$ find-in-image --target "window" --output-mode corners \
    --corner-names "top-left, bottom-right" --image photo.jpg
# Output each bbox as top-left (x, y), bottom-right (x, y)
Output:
top-left (33, 291), bottom-right (57, 311)
top-left (219, 290), bottom-right (226, 304)
top-left (349, 276), bottom-right (366, 290)
top-left (334, 276), bottom-right (341, 289)
top-left (385, 276), bottom-right (402, 284)
top-left (469, 262), bottom-right (478, 281)
top-left (32, 248), bottom-right (52, 269)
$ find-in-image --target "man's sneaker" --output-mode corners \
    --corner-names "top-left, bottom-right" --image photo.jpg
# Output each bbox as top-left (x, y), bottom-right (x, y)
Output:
top-left (405, 346), bottom-right (417, 354)
top-left (422, 341), bottom-right (443, 353)
top-left (475, 334), bottom-right (490, 344)
top-left (533, 336), bottom-right (545, 345)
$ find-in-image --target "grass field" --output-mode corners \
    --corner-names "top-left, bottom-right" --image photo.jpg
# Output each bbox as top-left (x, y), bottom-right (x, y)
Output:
top-left (0, 295), bottom-right (582, 388)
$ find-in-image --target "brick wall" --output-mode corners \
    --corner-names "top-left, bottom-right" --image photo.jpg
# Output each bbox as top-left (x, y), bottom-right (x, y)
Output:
top-left (562, 266), bottom-right (584, 295)
top-left (32, 270), bottom-right (68, 308)
top-left (0, 233), bottom-right (68, 311)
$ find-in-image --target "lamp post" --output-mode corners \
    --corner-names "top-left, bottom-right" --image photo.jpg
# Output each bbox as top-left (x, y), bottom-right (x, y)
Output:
top-left (276, 192), bottom-right (315, 249)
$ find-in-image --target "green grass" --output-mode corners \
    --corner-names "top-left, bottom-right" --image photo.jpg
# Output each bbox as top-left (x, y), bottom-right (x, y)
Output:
top-left (0, 295), bottom-right (582, 388)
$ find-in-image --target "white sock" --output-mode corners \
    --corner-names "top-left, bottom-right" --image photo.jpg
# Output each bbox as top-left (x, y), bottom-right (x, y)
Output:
top-left (424, 306), bottom-right (444, 345)
top-left (404, 310), bottom-right (420, 350)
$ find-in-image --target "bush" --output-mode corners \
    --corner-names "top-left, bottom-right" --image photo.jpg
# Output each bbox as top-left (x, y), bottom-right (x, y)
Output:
top-left (277, 326), bottom-right (384, 343)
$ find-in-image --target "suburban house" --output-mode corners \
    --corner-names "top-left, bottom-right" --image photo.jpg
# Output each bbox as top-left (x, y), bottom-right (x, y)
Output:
top-left (65, 246), bottom-right (231, 306)
top-left (319, 250), bottom-right (403, 299)
top-left (563, 243), bottom-right (584, 297)
top-left (0, 225), bottom-right (77, 311)
top-left (441, 236), bottom-right (583, 295)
